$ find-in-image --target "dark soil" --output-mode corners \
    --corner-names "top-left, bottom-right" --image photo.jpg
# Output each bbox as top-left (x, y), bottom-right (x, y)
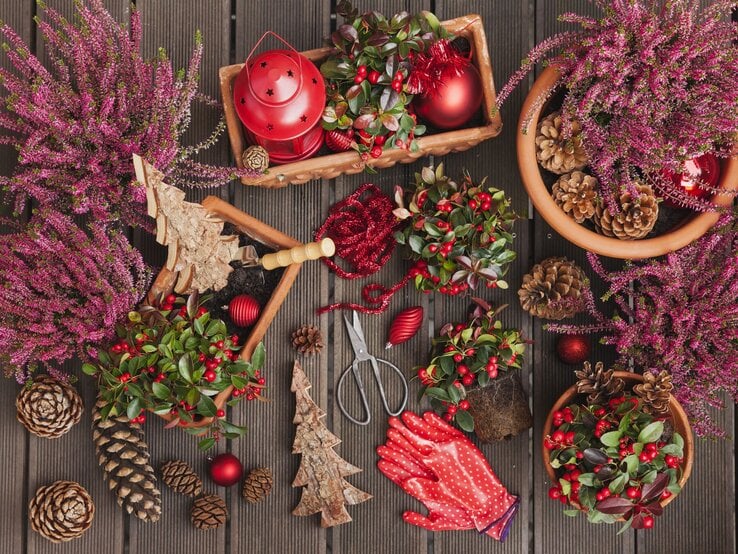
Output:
top-left (466, 370), bottom-right (533, 443)
top-left (205, 223), bottom-right (285, 343)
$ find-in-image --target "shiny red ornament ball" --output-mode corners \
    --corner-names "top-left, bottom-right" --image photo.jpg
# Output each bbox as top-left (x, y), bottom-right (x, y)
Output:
top-left (208, 453), bottom-right (243, 487)
top-left (555, 334), bottom-right (591, 365)
top-left (325, 129), bottom-right (354, 152)
top-left (660, 153), bottom-right (721, 207)
top-left (228, 294), bottom-right (261, 328)
top-left (385, 306), bottom-right (424, 349)
top-left (413, 63), bottom-right (483, 130)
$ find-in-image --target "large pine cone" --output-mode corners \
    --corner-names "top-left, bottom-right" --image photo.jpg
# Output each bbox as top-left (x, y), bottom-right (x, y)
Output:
top-left (552, 171), bottom-right (598, 223)
top-left (160, 460), bottom-right (202, 497)
top-left (291, 324), bottom-right (324, 355)
top-left (594, 183), bottom-right (659, 240)
top-left (518, 257), bottom-right (586, 320)
top-left (535, 111), bottom-right (588, 174)
top-left (575, 361), bottom-right (625, 405)
top-left (191, 494), bottom-right (228, 530)
top-left (92, 396), bottom-right (161, 522)
top-left (16, 375), bottom-right (83, 439)
top-left (242, 467), bottom-right (273, 503)
top-left (634, 370), bottom-right (673, 416)
top-left (29, 481), bottom-right (95, 543)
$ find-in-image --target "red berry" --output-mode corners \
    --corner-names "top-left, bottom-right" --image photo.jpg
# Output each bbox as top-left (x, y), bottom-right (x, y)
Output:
top-left (642, 516), bottom-right (655, 529)
top-left (552, 430), bottom-right (565, 443)
top-left (453, 354), bottom-right (464, 363)
top-left (368, 70), bottom-right (381, 84)
top-left (204, 369), bottom-right (217, 382)
top-left (548, 487), bottom-right (562, 500)
top-left (230, 334), bottom-right (239, 344)
top-left (394, 70), bottom-right (404, 81)
top-left (468, 199), bottom-right (478, 210)
top-left (543, 437), bottom-right (556, 450)
top-left (197, 306), bottom-right (207, 317)
top-left (354, 75), bottom-right (364, 84)
top-left (459, 400), bottom-right (470, 410)
top-left (232, 389), bottom-right (241, 397)
top-left (428, 244), bottom-right (438, 253)
top-left (456, 363), bottom-right (469, 375)
top-left (453, 381), bottom-right (462, 388)
top-left (357, 65), bottom-right (367, 76)
top-left (392, 81), bottom-right (402, 92)
top-left (564, 431), bottom-right (576, 445)
top-left (215, 340), bottom-right (224, 349)
top-left (165, 294), bottom-right (177, 304)
top-left (626, 486), bottom-right (641, 499)
top-left (257, 377), bottom-right (266, 385)
top-left (374, 134), bottom-right (387, 146)
top-left (370, 145), bottom-right (383, 158)
top-left (576, 451), bottom-right (584, 459)
top-left (443, 413), bottom-right (454, 422)
top-left (246, 393), bottom-right (255, 401)
top-left (639, 452), bottom-right (650, 463)
top-left (487, 368), bottom-right (498, 379)
top-left (447, 404), bottom-right (458, 415)
top-left (461, 374), bottom-right (474, 386)
top-left (198, 353), bottom-right (206, 362)
top-left (216, 409), bottom-right (225, 418)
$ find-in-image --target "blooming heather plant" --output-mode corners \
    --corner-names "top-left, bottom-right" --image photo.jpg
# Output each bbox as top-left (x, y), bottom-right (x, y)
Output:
top-left (0, 212), bottom-right (150, 382)
top-left (548, 216), bottom-right (738, 437)
top-left (0, 0), bottom-right (252, 228)
top-left (497, 0), bottom-right (738, 212)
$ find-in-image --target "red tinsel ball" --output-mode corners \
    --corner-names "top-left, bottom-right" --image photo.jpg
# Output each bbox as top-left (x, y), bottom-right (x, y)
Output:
top-left (385, 306), bottom-right (424, 349)
top-left (208, 453), bottom-right (243, 487)
top-left (413, 63), bottom-right (483, 130)
top-left (228, 294), bottom-right (261, 328)
top-left (555, 334), bottom-right (591, 365)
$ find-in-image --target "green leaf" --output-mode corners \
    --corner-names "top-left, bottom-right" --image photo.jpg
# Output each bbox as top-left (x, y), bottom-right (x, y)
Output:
top-left (563, 509), bottom-right (580, 517)
top-left (559, 478), bottom-right (571, 496)
top-left (231, 375), bottom-right (249, 390)
top-left (577, 473), bottom-right (596, 487)
top-left (178, 354), bottom-right (193, 383)
top-left (408, 235), bottom-right (424, 254)
top-left (126, 397), bottom-right (142, 421)
top-left (455, 410), bottom-right (474, 432)
top-left (623, 454), bottom-right (639, 474)
top-left (641, 469), bottom-right (657, 484)
top-left (152, 382), bottom-right (170, 400)
top-left (194, 317), bottom-right (204, 336)
top-left (198, 437), bottom-right (216, 451)
top-left (638, 421), bottom-right (664, 444)
top-left (198, 394), bottom-right (218, 417)
top-left (185, 387), bottom-right (200, 407)
top-left (609, 473), bottom-right (628, 495)
top-left (81, 363), bottom-right (97, 376)
top-left (600, 430), bottom-right (622, 447)
top-left (220, 419), bottom-right (248, 436)
top-left (424, 387), bottom-right (450, 402)
top-left (251, 342), bottom-right (265, 370)
top-left (447, 384), bottom-right (461, 404)
top-left (672, 432), bottom-right (684, 449)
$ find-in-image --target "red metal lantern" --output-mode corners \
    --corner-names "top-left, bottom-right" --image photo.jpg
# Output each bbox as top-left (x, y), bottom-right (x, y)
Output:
top-left (233, 32), bottom-right (326, 164)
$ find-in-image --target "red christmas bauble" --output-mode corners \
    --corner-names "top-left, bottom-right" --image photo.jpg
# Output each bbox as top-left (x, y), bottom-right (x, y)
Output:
top-left (228, 294), bottom-right (261, 328)
top-left (385, 306), bottom-right (424, 349)
top-left (660, 153), bottom-right (721, 207)
top-left (325, 129), bottom-right (354, 152)
top-left (412, 63), bottom-right (483, 130)
top-left (555, 334), bottom-right (591, 365)
top-left (208, 453), bottom-right (243, 487)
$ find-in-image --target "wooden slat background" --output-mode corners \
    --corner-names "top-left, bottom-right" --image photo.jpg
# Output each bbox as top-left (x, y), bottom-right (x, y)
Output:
top-left (0, 0), bottom-right (735, 553)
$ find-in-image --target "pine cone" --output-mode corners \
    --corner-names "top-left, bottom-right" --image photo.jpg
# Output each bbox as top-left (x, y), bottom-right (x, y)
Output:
top-left (242, 145), bottom-right (269, 172)
top-left (552, 171), bottom-right (598, 223)
top-left (160, 460), bottom-right (202, 497)
top-left (518, 257), bottom-right (586, 320)
top-left (29, 481), bottom-right (95, 543)
top-left (575, 361), bottom-right (625, 405)
top-left (91, 396), bottom-right (161, 522)
top-left (16, 375), bottom-right (83, 439)
top-left (634, 370), bottom-right (673, 416)
top-left (535, 111), bottom-right (588, 174)
top-left (191, 494), bottom-right (228, 530)
top-left (594, 183), bottom-right (659, 240)
top-left (242, 467), bottom-right (273, 503)
top-left (291, 324), bottom-right (324, 355)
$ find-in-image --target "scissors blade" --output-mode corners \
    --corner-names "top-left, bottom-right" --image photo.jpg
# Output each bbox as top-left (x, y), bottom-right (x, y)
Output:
top-left (343, 311), bottom-right (370, 361)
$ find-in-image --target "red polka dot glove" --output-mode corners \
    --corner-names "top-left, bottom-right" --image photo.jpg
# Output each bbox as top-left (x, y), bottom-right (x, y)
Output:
top-left (376, 411), bottom-right (519, 541)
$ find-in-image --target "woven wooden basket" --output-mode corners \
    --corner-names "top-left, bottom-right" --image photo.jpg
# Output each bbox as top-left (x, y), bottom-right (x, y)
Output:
top-left (220, 14), bottom-right (501, 188)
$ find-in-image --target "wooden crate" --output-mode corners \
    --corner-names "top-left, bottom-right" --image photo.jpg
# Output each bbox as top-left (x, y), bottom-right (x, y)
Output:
top-left (219, 14), bottom-right (501, 188)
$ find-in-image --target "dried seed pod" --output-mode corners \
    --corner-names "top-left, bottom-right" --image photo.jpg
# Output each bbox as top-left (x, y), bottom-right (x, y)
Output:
top-left (191, 494), bottom-right (228, 530)
top-left (535, 111), bottom-right (587, 174)
top-left (291, 324), bottom-right (324, 355)
top-left (518, 257), bottom-right (586, 320)
top-left (552, 171), bottom-right (598, 223)
top-left (160, 460), bottom-right (202, 497)
top-left (242, 467), bottom-right (274, 503)
top-left (16, 375), bottom-right (83, 438)
top-left (594, 183), bottom-right (659, 240)
top-left (29, 481), bottom-right (95, 543)
top-left (575, 361), bottom-right (625, 405)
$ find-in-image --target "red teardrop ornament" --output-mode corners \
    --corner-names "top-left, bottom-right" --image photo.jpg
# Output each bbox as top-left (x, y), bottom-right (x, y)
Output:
top-left (325, 129), bottom-right (354, 152)
top-left (228, 294), bottom-right (261, 328)
top-left (385, 306), bottom-right (424, 349)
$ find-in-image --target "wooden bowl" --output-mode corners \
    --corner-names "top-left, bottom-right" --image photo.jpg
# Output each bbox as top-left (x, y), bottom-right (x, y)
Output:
top-left (542, 371), bottom-right (694, 510)
top-left (220, 14), bottom-right (502, 188)
top-left (517, 65), bottom-right (738, 260)
top-left (146, 196), bottom-right (302, 429)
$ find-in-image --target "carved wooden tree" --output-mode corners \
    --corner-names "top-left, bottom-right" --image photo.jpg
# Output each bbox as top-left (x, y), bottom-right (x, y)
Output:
top-left (290, 360), bottom-right (371, 527)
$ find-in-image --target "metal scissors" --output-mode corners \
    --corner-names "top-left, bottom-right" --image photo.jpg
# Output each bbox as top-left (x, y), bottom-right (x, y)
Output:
top-left (337, 311), bottom-right (408, 425)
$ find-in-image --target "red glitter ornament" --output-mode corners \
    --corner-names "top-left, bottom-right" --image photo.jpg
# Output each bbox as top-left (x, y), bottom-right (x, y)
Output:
top-left (208, 453), bottom-right (243, 487)
top-left (227, 294), bottom-right (261, 328)
top-left (386, 306), bottom-right (424, 349)
top-left (661, 153), bottom-right (721, 207)
top-left (325, 129), bottom-right (354, 152)
top-left (555, 334), bottom-right (591, 365)
top-left (413, 63), bottom-right (483, 130)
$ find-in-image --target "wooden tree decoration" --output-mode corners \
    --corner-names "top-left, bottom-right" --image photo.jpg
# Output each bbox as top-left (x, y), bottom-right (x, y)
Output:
top-left (290, 360), bottom-right (372, 527)
top-left (132, 154), bottom-right (240, 294)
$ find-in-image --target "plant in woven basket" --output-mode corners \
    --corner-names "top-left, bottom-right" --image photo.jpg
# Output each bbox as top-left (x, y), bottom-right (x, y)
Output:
top-left (394, 164), bottom-right (517, 296)
top-left (16, 375), bottom-right (83, 438)
top-left (547, 216), bottom-right (738, 438)
top-left (535, 112), bottom-right (587, 175)
top-left (160, 460), bottom-right (203, 497)
top-left (518, 257), bottom-right (586, 320)
top-left (320, 2), bottom-right (454, 161)
top-left (544, 368), bottom-right (685, 532)
top-left (593, 183), bottom-right (659, 240)
top-left (497, 0), bottom-right (738, 213)
top-left (191, 494), bottom-right (228, 530)
top-left (85, 290), bottom-right (266, 450)
top-left (292, 325), bottom-right (324, 355)
top-left (552, 171), bottom-right (598, 223)
top-left (414, 298), bottom-right (528, 437)
top-left (29, 481), bottom-right (95, 543)
top-left (92, 395), bottom-right (162, 522)
top-left (242, 467), bottom-right (274, 503)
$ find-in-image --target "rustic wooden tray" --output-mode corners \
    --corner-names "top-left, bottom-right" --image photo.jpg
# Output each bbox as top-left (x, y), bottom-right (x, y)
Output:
top-left (219, 14), bottom-right (501, 188)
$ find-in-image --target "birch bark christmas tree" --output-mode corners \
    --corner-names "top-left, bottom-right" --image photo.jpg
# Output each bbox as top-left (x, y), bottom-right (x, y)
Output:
top-left (290, 360), bottom-right (371, 527)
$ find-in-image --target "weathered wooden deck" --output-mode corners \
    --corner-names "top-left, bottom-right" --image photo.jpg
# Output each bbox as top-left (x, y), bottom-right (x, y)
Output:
top-left (0, 1), bottom-right (735, 553)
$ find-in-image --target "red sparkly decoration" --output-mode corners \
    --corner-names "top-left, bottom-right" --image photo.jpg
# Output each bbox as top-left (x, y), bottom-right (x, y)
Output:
top-left (413, 63), bottom-right (483, 130)
top-left (406, 39), bottom-right (470, 96)
top-left (228, 294), bottom-right (261, 328)
top-left (385, 306), bottom-right (424, 349)
top-left (208, 453), bottom-right (243, 487)
top-left (661, 152), bottom-right (721, 207)
top-left (555, 334), bottom-right (592, 365)
top-left (325, 129), bottom-right (354, 152)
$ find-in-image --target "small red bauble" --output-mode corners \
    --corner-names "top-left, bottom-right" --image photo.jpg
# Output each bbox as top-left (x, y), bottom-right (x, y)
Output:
top-left (661, 152), bottom-right (721, 207)
top-left (208, 453), bottom-right (243, 487)
top-left (412, 63), bottom-right (483, 130)
top-left (325, 129), bottom-right (354, 152)
top-left (385, 306), bottom-right (424, 349)
top-left (555, 334), bottom-right (591, 365)
top-left (228, 294), bottom-right (261, 328)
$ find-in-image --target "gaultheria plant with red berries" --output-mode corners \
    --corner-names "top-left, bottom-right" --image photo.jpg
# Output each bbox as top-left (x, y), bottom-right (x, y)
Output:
top-left (496, 0), bottom-right (738, 212)
top-left (548, 216), bottom-right (738, 438)
top-left (85, 291), bottom-right (265, 451)
top-left (0, 212), bottom-right (150, 382)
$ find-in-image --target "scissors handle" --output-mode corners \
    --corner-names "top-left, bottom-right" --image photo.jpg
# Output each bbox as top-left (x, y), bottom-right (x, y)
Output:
top-left (336, 362), bottom-right (372, 426)
top-left (370, 357), bottom-right (408, 417)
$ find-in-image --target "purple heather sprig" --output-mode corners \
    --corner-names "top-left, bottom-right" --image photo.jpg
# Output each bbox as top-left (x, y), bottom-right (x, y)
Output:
top-left (497, 0), bottom-right (738, 213)
top-left (547, 215), bottom-right (738, 438)
top-left (0, 212), bottom-right (150, 383)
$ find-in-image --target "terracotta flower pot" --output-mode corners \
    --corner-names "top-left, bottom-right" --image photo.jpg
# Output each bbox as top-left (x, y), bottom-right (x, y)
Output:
top-left (517, 65), bottom-right (738, 260)
top-left (542, 371), bottom-right (694, 510)
top-left (145, 196), bottom-right (302, 429)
